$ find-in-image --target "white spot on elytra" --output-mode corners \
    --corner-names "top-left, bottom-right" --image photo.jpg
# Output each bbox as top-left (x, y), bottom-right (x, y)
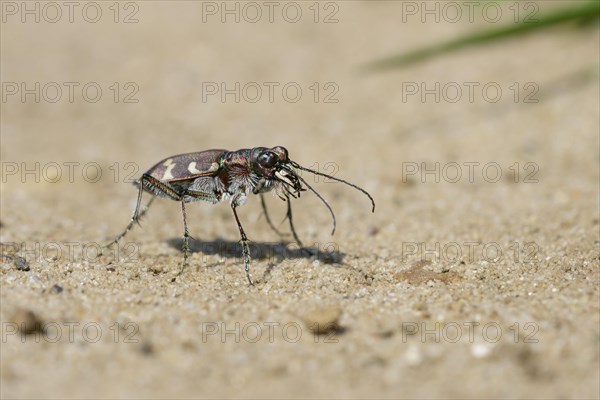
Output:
top-left (162, 159), bottom-right (175, 180)
top-left (188, 162), bottom-right (219, 175)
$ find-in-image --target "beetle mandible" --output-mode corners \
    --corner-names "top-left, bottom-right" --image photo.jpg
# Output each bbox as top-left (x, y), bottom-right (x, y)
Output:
top-left (103, 146), bottom-right (375, 285)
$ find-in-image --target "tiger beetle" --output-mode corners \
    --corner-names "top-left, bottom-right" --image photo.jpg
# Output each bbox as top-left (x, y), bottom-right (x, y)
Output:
top-left (102, 146), bottom-right (375, 285)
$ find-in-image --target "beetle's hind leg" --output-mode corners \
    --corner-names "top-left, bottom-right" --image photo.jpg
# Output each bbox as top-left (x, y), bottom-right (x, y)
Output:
top-left (102, 173), bottom-right (181, 254)
top-left (101, 182), bottom-right (156, 253)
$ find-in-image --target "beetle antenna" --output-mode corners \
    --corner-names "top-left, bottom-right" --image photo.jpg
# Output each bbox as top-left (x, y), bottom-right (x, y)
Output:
top-left (289, 161), bottom-right (375, 212)
top-left (290, 170), bottom-right (337, 235)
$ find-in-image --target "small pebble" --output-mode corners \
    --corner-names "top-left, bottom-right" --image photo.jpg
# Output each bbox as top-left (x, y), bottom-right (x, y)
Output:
top-left (51, 284), bottom-right (63, 294)
top-left (404, 346), bottom-right (423, 366)
top-left (471, 343), bottom-right (493, 359)
top-left (301, 305), bottom-right (342, 335)
top-left (15, 257), bottom-right (30, 271)
top-left (10, 308), bottom-right (44, 335)
top-left (368, 226), bottom-right (380, 236)
top-left (139, 341), bottom-right (154, 356)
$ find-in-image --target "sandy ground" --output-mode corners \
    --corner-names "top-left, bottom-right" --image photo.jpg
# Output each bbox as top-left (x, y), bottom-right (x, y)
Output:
top-left (1, 1), bottom-right (599, 398)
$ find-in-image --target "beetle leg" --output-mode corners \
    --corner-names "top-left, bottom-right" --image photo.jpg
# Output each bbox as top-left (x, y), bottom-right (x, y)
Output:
top-left (136, 199), bottom-right (155, 227)
top-left (102, 174), bottom-right (182, 255)
top-left (139, 173), bottom-right (183, 201)
top-left (260, 193), bottom-right (285, 238)
top-left (177, 199), bottom-right (190, 276)
top-left (184, 188), bottom-right (219, 204)
top-left (101, 183), bottom-right (156, 252)
top-left (284, 193), bottom-right (313, 257)
top-left (231, 202), bottom-right (253, 285)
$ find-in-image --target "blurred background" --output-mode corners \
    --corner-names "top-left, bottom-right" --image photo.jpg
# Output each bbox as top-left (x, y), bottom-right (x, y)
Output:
top-left (1, 1), bottom-right (599, 398)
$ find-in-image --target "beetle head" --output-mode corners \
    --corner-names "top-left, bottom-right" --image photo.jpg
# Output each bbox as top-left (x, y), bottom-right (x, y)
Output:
top-left (251, 146), bottom-right (301, 192)
top-left (253, 146), bottom-right (287, 169)
top-left (250, 145), bottom-right (375, 235)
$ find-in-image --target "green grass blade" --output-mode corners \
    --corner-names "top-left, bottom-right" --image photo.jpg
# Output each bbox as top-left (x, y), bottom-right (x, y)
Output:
top-left (363, 1), bottom-right (600, 72)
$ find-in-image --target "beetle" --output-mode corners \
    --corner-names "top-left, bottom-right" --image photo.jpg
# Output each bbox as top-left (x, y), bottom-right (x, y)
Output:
top-left (103, 146), bottom-right (375, 285)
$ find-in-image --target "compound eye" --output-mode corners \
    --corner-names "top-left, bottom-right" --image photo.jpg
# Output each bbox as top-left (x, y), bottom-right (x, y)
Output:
top-left (258, 151), bottom-right (277, 168)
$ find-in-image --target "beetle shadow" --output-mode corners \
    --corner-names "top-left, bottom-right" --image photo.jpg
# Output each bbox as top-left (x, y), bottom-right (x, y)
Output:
top-left (166, 237), bottom-right (344, 264)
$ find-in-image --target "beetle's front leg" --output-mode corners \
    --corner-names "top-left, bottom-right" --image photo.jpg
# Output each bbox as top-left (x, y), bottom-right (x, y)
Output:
top-left (260, 193), bottom-right (285, 238)
top-left (284, 193), bottom-right (313, 257)
top-left (231, 201), bottom-right (253, 285)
